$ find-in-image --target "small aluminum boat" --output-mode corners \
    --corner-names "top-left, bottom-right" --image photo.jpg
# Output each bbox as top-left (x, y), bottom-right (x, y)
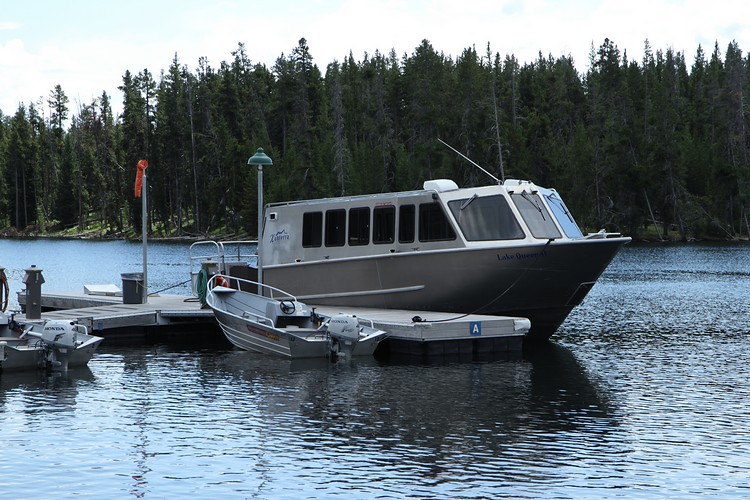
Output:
top-left (205, 275), bottom-right (387, 359)
top-left (0, 312), bottom-right (104, 373)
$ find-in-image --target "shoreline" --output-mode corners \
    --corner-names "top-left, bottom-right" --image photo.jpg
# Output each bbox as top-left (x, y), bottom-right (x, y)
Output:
top-left (0, 231), bottom-right (253, 243)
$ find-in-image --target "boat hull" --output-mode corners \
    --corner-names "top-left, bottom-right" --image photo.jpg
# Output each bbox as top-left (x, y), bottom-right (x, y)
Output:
top-left (208, 288), bottom-right (384, 359)
top-left (212, 307), bottom-right (333, 358)
top-left (0, 336), bottom-right (102, 373)
top-left (263, 238), bottom-right (628, 341)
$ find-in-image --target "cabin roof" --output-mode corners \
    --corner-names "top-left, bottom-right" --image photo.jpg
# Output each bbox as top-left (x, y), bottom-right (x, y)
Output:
top-left (268, 186), bottom-right (435, 209)
top-left (265, 180), bottom-right (529, 210)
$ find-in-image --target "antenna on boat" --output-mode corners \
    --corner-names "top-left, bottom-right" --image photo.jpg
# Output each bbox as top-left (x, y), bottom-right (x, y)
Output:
top-left (438, 138), bottom-right (501, 184)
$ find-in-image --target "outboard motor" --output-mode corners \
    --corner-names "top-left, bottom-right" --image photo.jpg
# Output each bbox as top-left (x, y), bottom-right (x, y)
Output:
top-left (24, 320), bottom-right (83, 372)
top-left (326, 314), bottom-right (361, 358)
top-left (41, 320), bottom-right (79, 349)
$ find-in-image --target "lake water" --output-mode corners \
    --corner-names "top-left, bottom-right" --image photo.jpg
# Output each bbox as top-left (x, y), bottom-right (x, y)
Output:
top-left (1, 239), bottom-right (749, 498)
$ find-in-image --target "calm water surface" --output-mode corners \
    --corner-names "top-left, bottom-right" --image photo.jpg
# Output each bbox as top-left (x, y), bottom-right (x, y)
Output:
top-left (1, 239), bottom-right (749, 498)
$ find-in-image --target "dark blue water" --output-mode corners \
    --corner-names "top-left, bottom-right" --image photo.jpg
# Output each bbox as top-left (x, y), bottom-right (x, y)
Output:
top-left (1, 239), bottom-right (750, 498)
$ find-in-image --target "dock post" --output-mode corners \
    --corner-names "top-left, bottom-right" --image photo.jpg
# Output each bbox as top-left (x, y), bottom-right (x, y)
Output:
top-left (247, 148), bottom-right (273, 296)
top-left (141, 162), bottom-right (149, 304)
top-left (23, 265), bottom-right (45, 320)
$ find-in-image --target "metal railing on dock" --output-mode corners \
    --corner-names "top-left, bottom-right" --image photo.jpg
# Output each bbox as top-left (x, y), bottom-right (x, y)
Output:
top-left (189, 240), bottom-right (258, 294)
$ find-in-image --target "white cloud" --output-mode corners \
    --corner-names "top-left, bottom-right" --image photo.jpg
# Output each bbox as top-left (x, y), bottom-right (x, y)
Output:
top-left (1, 0), bottom-right (749, 118)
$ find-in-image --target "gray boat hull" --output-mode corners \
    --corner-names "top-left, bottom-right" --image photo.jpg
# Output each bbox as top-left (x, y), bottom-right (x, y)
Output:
top-left (263, 237), bottom-right (627, 341)
top-left (212, 307), bottom-right (335, 358)
top-left (0, 334), bottom-right (102, 373)
top-left (207, 283), bottom-right (386, 359)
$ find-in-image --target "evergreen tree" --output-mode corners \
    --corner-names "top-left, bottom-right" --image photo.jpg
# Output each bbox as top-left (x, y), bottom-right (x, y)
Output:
top-left (3, 37), bottom-right (750, 240)
top-left (584, 38), bottom-right (633, 231)
top-left (400, 40), bottom-right (453, 187)
top-left (56, 133), bottom-right (78, 228)
top-left (724, 41), bottom-right (748, 234)
top-left (5, 106), bottom-right (38, 229)
top-left (0, 112), bottom-right (8, 227)
top-left (45, 84), bottom-right (70, 227)
top-left (155, 54), bottom-right (191, 234)
top-left (119, 69), bottom-right (153, 232)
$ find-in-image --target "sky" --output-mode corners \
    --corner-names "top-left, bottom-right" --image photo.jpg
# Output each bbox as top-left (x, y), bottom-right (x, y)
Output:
top-left (1, 0), bottom-right (749, 118)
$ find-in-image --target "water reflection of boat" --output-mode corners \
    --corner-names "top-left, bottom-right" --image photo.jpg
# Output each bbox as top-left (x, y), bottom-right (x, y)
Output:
top-left (524, 342), bottom-right (612, 419)
top-left (205, 341), bottom-right (616, 490)
top-left (0, 312), bottom-right (103, 373)
top-left (191, 177), bottom-right (629, 342)
top-left (0, 365), bottom-right (94, 393)
top-left (214, 341), bottom-right (612, 431)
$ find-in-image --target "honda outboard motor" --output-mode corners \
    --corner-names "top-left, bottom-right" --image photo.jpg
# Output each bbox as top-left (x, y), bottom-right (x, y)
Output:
top-left (25, 320), bottom-right (84, 372)
top-left (41, 320), bottom-right (79, 349)
top-left (326, 314), bottom-right (361, 358)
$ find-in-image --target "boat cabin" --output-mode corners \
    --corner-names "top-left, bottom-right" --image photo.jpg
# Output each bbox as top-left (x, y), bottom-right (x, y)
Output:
top-left (261, 179), bottom-right (585, 267)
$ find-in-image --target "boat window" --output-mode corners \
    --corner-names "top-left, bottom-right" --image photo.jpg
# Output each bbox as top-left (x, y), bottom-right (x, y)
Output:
top-left (511, 192), bottom-right (562, 239)
top-left (302, 211), bottom-right (323, 247)
top-left (541, 189), bottom-right (584, 238)
top-left (325, 209), bottom-right (346, 247)
top-left (448, 195), bottom-right (525, 240)
top-left (399, 205), bottom-right (415, 243)
top-left (419, 203), bottom-right (457, 242)
top-left (373, 206), bottom-right (395, 244)
top-left (348, 207), bottom-right (370, 246)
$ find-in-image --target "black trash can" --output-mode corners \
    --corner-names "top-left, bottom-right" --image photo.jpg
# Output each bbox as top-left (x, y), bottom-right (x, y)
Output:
top-left (121, 272), bottom-right (145, 304)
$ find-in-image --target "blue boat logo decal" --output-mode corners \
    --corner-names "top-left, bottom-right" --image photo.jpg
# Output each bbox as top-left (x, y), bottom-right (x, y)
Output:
top-left (270, 229), bottom-right (290, 244)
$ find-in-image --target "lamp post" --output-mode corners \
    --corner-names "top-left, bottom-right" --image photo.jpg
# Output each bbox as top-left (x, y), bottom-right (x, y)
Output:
top-left (247, 148), bottom-right (273, 295)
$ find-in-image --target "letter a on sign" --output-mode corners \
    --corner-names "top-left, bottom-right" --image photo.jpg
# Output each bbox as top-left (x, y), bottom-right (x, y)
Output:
top-left (470, 322), bottom-right (482, 336)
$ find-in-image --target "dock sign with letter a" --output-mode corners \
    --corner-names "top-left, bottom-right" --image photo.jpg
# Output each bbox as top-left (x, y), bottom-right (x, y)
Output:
top-left (470, 321), bottom-right (482, 336)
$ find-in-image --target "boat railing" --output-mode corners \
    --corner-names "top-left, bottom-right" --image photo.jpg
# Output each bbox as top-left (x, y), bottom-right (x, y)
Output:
top-left (208, 274), bottom-right (298, 303)
top-left (189, 240), bottom-right (258, 292)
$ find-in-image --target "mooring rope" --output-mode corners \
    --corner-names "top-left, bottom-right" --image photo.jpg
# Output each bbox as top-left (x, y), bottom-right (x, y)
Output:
top-left (149, 278), bottom-right (192, 295)
top-left (194, 269), bottom-right (209, 306)
top-left (0, 268), bottom-right (8, 312)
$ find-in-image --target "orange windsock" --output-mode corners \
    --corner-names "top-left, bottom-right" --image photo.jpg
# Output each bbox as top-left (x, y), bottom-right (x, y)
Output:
top-left (134, 159), bottom-right (148, 197)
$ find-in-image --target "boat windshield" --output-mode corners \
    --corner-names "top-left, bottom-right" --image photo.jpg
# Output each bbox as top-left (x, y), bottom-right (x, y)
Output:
top-left (538, 188), bottom-right (584, 238)
top-left (510, 192), bottom-right (562, 239)
top-left (447, 195), bottom-right (525, 241)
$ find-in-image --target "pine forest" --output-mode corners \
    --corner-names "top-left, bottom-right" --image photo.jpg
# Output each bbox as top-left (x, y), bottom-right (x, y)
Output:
top-left (1, 37), bottom-right (749, 241)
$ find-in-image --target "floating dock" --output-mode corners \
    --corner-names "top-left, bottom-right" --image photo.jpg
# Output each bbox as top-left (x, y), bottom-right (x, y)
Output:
top-left (315, 306), bottom-right (527, 357)
top-left (15, 290), bottom-right (527, 356)
top-left (16, 290), bottom-right (217, 342)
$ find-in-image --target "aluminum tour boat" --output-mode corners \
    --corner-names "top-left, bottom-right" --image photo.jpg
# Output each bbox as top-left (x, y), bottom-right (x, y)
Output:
top-left (192, 176), bottom-right (629, 341)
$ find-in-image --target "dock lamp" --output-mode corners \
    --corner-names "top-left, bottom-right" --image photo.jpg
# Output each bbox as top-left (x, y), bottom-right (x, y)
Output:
top-left (248, 148), bottom-right (273, 294)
